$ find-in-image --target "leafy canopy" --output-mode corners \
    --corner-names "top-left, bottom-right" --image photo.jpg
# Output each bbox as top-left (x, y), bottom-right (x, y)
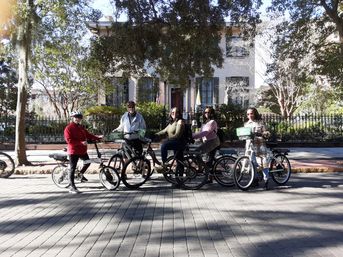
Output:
top-left (89, 0), bottom-right (262, 86)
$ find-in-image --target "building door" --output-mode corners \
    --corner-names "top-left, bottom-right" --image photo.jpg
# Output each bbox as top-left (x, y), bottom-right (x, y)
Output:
top-left (171, 88), bottom-right (183, 111)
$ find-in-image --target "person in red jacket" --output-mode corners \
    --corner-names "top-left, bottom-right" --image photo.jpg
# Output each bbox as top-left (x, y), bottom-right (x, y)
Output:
top-left (64, 111), bottom-right (102, 194)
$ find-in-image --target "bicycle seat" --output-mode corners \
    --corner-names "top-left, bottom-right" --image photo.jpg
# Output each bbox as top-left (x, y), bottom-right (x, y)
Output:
top-left (140, 137), bottom-right (151, 144)
top-left (266, 142), bottom-right (278, 148)
top-left (49, 153), bottom-right (68, 162)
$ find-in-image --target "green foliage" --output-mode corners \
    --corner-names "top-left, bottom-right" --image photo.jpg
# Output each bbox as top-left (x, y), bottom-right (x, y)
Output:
top-left (84, 105), bottom-right (124, 116)
top-left (136, 102), bottom-right (167, 130)
top-left (256, 86), bottom-right (281, 115)
top-left (267, 0), bottom-right (343, 95)
top-left (90, 0), bottom-right (262, 86)
top-left (0, 58), bottom-right (17, 115)
top-left (216, 103), bottom-right (245, 141)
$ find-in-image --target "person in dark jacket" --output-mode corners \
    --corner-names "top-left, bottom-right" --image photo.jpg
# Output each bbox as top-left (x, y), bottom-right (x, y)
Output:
top-left (64, 111), bottom-right (102, 194)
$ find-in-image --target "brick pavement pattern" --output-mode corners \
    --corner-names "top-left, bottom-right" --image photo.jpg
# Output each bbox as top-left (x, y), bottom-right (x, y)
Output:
top-left (0, 173), bottom-right (342, 257)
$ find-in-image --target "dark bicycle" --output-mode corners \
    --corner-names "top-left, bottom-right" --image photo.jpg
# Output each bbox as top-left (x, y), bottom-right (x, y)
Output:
top-left (0, 152), bottom-right (15, 178)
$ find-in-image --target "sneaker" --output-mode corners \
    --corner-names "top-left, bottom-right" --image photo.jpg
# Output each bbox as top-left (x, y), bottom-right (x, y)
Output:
top-left (69, 187), bottom-right (81, 194)
top-left (264, 180), bottom-right (269, 190)
top-left (155, 164), bottom-right (166, 173)
top-left (80, 175), bottom-right (88, 183)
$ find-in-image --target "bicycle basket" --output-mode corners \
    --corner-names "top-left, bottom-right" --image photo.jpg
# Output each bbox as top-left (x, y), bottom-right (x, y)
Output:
top-left (236, 127), bottom-right (252, 140)
top-left (107, 131), bottom-right (124, 141)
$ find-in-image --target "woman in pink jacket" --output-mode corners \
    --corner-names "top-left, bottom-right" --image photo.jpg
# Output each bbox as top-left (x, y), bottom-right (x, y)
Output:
top-left (192, 106), bottom-right (220, 171)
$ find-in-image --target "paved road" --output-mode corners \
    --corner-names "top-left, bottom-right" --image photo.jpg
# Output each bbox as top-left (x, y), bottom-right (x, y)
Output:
top-left (0, 173), bottom-right (342, 257)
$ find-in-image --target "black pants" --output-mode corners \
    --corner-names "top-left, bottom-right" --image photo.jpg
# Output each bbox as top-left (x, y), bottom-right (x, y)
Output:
top-left (68, 153), bottom-right (90, 188)
top-left (125, 139), bottom-right (143, 156)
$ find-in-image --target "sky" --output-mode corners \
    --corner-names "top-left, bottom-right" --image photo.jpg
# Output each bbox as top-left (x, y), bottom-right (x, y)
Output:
top-left (91, 0), bottom-right (114, 17)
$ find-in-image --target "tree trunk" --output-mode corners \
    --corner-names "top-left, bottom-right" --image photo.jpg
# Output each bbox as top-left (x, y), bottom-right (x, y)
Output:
top-left (14, 0), bottom-right (33, 166)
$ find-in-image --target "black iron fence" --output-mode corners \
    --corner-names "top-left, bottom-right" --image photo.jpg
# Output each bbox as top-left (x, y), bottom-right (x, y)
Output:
top-left (1, 113), bottom-right (343, 144)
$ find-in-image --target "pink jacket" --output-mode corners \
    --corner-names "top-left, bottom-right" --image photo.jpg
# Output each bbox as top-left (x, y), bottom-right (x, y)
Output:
top-left (192, 120), bottom-right (218, 142)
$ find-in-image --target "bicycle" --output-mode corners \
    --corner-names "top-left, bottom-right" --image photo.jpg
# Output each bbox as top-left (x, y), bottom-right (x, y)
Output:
top-left (233, 127), bottom-right (291, 191)
top-left (49, 141), bottom-right (121, 190)
top-left (174, 145), bottom-right (237, 189)
top-left (0, 152), bottom-right (15, 178)
top-left (107, 131), bottom-right (145, 188)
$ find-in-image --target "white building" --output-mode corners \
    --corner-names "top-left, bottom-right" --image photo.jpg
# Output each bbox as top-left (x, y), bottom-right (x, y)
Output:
top-left (88, 19), bottom-right (256, 112)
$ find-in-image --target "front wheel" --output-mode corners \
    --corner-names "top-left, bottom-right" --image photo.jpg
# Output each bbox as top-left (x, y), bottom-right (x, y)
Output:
top-left (51, 165), bottom-right (70, 188)
top-left (99, 166), bottom-right (121, 190)
top-left (176, 156), bottom-right (208, 190)
top-left (122, 156), bottom-right (151, 189)
top-left (233, 156), bottom-right (255, 191)
top-left (270, 154), bottom-right (291, 185)
top-left (108, 154), bottom-right (124, 172)
top-left (0, 152), bottom-right (15, 178)
top-left (213, 155), bottom-right (236, 187)
top-left (162, 155), bottom-right (179, 185)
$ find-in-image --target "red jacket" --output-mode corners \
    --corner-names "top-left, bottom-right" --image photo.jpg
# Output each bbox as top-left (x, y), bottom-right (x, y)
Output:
top-left (64, 122), bottom-right (100, 155)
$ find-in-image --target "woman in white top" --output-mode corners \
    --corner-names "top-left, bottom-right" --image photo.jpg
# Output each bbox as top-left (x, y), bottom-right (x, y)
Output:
top-left (244, 107), bottom-right (270, 189)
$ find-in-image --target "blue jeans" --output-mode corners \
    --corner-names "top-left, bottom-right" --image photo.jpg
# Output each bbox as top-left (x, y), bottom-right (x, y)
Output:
top-left (161, 139), bottom-right (185, 163)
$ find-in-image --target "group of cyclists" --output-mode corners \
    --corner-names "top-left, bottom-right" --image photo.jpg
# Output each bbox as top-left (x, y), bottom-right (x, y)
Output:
top-left (64, 100), bottom-right (271, 194)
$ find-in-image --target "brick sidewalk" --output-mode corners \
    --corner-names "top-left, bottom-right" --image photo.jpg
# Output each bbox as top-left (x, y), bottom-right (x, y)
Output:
top-left (0, 173), bottom-right (342, 257)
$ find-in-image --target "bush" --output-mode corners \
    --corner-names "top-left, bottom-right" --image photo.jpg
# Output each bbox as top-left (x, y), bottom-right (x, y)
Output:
top-left (216, 103), bottom-right (245, 141)
top-left (136, 102), bottom-right (167, 130)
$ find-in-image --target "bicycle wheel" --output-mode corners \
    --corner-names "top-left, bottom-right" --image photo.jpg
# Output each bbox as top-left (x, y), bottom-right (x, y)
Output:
top-left (270, 154), bottom-right (291, 185)
top-left (108, 154), bottom-right (124, 171)
top-left (213, 155), bottom-right (236, 187)
top-left (121, 156), bottom-right (151, 189)
top-left (51, 165), bottom-right (70, 188)
top-left (99, 166), bottom-right (121, 190)
top-left (233, 156), bottom-right (255, 191)
top-left (0, 152), bottom-right (15, 178)
top-left (176, 156), bottom-right (208, 190)
top-left (162, 155), bottom-right (180, 185)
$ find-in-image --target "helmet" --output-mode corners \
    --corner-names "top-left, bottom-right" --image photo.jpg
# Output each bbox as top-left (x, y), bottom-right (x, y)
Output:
top-left (70, 111), bottom-right (83, 118)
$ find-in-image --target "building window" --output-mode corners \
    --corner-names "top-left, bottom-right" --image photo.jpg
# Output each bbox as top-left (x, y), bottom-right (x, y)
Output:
top-left (225, 77), bottom-right (249, 107)
top-left (226, 35), bottom-right (249, 58)
top-left (137, 77), bottom-right (158, 103)
top-left (196, 77), bottom-right (219, 107)
top-left (106, 77), bottom-right (129, 107)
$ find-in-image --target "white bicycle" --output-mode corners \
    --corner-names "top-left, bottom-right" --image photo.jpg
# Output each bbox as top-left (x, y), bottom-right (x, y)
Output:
top-left (50, 141), bottom-right (121, 191)
top-left (233, 127), bottom-right (291, 191)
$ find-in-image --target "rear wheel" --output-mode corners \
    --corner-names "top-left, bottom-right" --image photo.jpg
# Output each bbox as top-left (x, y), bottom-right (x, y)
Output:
top-left (233, 156), bottom-right (255, 191)
top-left (52, 165), bottom-right (70, 188)
top-left (270, 154), bottom-right (291, 185)
top-left (99, 166), bottom-right (121, 190)
top-left (108, 154), bottom-right (124, 172)
top-left (122, 156), bottom-right (151, 189)
top-left (0, 152), bottom-right (15, 178)
top-left (213, 155), bottom-right (236, 187)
